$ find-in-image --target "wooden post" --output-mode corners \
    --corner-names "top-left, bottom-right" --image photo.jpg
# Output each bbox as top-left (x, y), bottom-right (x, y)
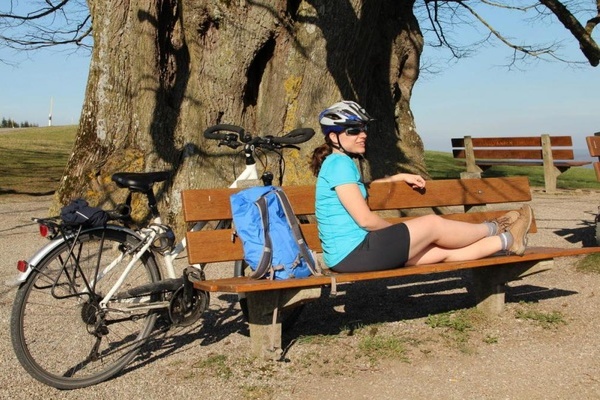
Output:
top-left (246, 287), bottom-right (321, 359)
top-left (469, 259), bottom-right (554, 314)
top-left (464, 136), bottom-right (483, 174)
top-left (541, 134), bottom-right (559, 193)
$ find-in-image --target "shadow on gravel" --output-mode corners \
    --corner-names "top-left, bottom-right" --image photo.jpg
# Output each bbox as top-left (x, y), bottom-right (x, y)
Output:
top-left (0, 189), bottom-right (55, 196)
top-left (111, 270), bottom-right (577, 382)
top-left (284, 271), bottom-right (578, 340)
top-left (553, 218), bottom-right (597, 247)
top-left (117, 296), bottom-right (248, 380)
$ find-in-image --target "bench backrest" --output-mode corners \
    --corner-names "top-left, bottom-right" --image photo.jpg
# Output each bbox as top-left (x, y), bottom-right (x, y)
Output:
top-left (182, 177), bottom-right (534, 265)
top-left (451, 135), bottom-right (576, 162)
top-left (586, 135), bottom-right (600, 181)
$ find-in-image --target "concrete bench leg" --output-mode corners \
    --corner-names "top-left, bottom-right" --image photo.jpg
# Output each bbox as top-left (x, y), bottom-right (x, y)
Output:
top-left (245, 287), bottom-right (321, 359)
top-left (543, 165), bottom-right (561, 193)
top-left (469, 260), bottom-right (554, 314)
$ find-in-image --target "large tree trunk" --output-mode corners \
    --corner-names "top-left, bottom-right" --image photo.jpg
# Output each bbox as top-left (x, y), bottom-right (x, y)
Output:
top-left (54, 0), bottom-right (424, 234)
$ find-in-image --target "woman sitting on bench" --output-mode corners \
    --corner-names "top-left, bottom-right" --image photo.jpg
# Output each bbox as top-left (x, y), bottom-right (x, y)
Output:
top-left (310, 100), bottom-right (533, 273)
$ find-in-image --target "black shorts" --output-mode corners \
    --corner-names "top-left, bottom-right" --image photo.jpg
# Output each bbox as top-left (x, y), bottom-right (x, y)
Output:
top-left (331, 223), bottom-right (411, 273)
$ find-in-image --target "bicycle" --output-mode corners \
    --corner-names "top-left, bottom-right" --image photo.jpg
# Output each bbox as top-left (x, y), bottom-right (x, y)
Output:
top-left (9, 124), bottom-right (314, 390)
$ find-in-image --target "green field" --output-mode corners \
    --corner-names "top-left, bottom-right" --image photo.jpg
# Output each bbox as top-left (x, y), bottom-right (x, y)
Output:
top-left (0, 126), bottom-right (77, 195)
top-left (1, 126), bottom-right (599, 196)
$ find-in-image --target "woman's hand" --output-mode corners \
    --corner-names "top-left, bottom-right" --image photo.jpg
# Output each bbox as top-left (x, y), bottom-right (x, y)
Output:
top-left (373, 173), bottom-right (426, 189)
top-left (400, 173), bottom-right (426, 189)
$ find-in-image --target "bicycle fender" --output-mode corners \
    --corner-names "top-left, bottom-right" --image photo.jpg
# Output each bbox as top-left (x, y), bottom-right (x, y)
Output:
top-left (8, 225), bottom-right (141, 287)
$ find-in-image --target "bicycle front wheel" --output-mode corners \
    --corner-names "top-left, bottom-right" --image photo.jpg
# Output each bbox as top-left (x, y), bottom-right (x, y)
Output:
top-left (11, 228), bottom-right (161, 389)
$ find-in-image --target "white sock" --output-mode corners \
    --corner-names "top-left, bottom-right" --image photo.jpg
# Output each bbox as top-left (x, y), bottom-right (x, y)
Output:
top-left (484, 221), bottom-right (498, 236)
top-left (499, 232), bottom-right (513, 250)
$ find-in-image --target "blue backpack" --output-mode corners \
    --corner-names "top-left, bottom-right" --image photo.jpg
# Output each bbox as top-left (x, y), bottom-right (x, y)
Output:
top-left (230, 186), bottom-right (317, 280)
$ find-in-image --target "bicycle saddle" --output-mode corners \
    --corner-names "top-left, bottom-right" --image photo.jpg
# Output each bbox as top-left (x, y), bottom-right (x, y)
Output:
top-left (112, 171), bottom-right (171, 193)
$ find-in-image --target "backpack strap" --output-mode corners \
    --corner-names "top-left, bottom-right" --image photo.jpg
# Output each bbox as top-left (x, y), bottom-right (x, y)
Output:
top-left (250, 195), bottom-right (274, 279)
top-left (272, 189), bottom-right (319, 275)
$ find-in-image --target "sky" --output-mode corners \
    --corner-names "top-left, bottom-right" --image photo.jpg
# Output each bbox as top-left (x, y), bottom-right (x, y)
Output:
top-left (0, 5), bottom-right (598, 160)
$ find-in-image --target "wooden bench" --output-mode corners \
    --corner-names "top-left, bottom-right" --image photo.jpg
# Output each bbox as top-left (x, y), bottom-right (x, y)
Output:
top-left (585, 134), bottom-right (600, 182)
top-left (585, 133), bottom-right (600, 245)
top-left (182, 177), bottom-right (600, 358)
top-left (451, 134), bottom-right (591, 193)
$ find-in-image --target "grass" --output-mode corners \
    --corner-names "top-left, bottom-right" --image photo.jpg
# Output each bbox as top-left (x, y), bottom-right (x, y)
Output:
top-left (425, 308), bottom-right (487, 353)
top-left (357, 332), bottom-right (409, 362)
top-left (191, 354), bottom-right (233, 379)
top-left (514, 302), bottom-right (567, 329)
top-left (1, 127), bottom-right (599, 196)
top-left (0, 125), bottom-right (77, 196)
top-left (576, 252), bottom-right (600, 274)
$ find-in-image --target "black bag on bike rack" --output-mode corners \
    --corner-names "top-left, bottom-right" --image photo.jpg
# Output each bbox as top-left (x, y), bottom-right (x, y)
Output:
top-left (60, 198), bottom-right (109, 227)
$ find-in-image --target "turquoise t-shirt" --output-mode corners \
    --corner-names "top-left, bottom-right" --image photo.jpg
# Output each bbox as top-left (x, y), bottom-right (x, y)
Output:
top-left (315, 153), bottom-right (368, 267)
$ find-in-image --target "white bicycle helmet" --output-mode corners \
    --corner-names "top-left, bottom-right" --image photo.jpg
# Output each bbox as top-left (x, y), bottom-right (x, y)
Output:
top-left (318, 100), bottom-right (373, 135)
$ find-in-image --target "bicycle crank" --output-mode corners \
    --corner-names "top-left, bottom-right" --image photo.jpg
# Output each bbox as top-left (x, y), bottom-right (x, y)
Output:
top-left (168, 286), bottom-right (209, 326)
top-left (167, 267), bottom-right (209, 326)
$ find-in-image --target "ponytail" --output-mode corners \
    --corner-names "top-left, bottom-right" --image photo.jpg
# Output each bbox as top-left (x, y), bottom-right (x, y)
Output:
top-left (310, 140), bottom-right (333, 177)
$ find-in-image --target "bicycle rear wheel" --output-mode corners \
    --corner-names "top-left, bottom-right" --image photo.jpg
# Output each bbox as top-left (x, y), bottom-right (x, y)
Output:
top-left (11, 228), bottom-right (160, 389)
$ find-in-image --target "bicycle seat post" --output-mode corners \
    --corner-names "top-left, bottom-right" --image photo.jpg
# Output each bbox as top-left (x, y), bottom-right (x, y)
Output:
top-left (145, 189), bottom-right (161, 220)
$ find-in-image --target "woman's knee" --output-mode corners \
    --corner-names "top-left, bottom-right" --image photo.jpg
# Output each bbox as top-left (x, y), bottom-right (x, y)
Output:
top-left (405, 214), bottom-right (444, 240)
top-left (416, 214), bottom-right (445, 231)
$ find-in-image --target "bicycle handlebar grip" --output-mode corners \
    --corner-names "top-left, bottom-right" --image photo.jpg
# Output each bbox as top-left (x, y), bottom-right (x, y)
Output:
top-left (275, 128), bottom-right (316, 145)
top-left (203, 124), bottom-right (245, 140)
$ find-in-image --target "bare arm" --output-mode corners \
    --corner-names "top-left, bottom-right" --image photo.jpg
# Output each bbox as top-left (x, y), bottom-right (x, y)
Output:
top-left (335, 173), bottom-right (426, 231)
top-left (371, 173), bottom-right (426, 189)
top-left (335, 183), bottom-right (391, 231)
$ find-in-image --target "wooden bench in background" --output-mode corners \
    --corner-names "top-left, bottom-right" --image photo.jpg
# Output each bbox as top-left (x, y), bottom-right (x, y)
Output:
top-left (585, 133), bottom-right (600, 245)
top-left (182, 177), bottom-right (600, 359)
top-left (585, 133), bottom-right (600, 182)
top-left (451, 134), bottom-right (591, 193)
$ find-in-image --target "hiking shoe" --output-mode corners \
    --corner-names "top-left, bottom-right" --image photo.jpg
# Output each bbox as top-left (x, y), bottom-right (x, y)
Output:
top-left (493, 210), bottom-right (520, 234)
top-left (508, 204), bottom-right (533, 256)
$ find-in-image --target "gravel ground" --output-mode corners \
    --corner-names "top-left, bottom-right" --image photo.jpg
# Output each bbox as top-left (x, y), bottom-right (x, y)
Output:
top-left (1, 188), bottom-right (600, 400)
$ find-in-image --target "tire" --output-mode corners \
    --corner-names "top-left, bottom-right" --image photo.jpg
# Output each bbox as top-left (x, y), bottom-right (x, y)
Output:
top-left (11, 228), bottom-right (161, 390)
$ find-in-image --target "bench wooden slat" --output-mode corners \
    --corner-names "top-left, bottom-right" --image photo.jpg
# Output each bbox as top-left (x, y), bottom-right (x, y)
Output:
top-left (367, 176), bottom-right (531, 209)
top-left (585, 136), bottom-right (600, 182)
top-left (474, 161), bottom-right (590, 168)
top-left (452, 149), bottom-right (576, 161)
top-left (451, 136), bottom-right (573, 148)
top-left (182, 177), bottom-right (532, 223)
top-left (185, 209), bottom-right (538, 265)
top-left (586, 136), bottom-right (600, 157)
top-left (193, 246), bottom-right (600, 293)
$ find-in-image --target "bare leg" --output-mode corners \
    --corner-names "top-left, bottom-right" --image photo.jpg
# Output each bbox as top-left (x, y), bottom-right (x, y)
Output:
top-left (406, 236), bottom-right (503, 266)
top-left (403, 215), bottom-right (503, 264)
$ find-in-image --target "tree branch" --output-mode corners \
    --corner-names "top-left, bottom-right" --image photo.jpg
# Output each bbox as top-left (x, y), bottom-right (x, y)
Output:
top-left (538, 0), bottom-right (600, 66)
top-left (0, 0), bottom-right (92, 53)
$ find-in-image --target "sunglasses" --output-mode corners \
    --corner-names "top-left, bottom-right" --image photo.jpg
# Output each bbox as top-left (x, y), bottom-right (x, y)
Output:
top-left (345, 125), bottom-right (368, 135)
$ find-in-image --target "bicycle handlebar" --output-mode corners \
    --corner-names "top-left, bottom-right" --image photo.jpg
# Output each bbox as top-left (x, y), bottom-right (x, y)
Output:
top-left (203, 124), bottom-right (315, 149)
top-left (276, 128), bottom-right (315, 145)
top-left (203, 124), bottom-right (245, 141)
